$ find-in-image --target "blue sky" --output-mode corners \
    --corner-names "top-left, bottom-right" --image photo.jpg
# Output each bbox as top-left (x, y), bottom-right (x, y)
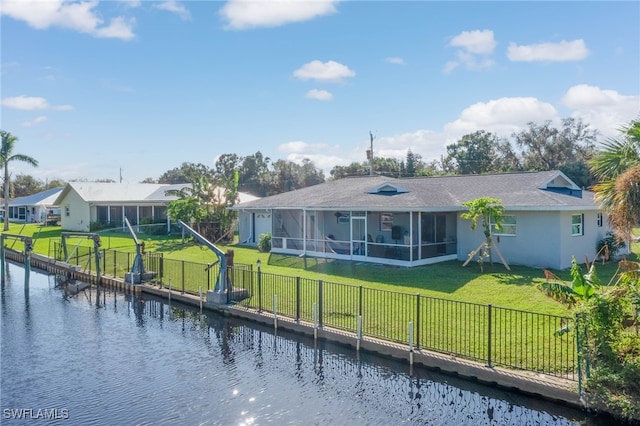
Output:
top-left (1, 0), bottom-right (639, 184)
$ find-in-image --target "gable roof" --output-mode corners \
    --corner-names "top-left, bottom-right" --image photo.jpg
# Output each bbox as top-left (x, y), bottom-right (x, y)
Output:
top-left (54, 182), bottom-right (261, 205)
top-left (9, 187), bottom-right (64, 207)
top-left (233, 170), bottom-right (598, 212)
top-left (54, 182), bottom-right (191, 204)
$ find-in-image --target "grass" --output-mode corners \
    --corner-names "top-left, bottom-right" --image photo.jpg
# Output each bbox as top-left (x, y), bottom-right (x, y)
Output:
top-left (8, 222), bottom-right (637, 377)
top-left (4, 222), bottom-right (639, 319)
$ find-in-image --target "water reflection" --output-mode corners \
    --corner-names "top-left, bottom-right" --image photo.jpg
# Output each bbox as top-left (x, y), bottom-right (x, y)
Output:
top-left (0, 263), bottom-right (611, 425)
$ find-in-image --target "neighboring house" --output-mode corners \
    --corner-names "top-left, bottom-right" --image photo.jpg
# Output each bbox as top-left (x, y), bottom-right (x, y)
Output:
top-left (8, 187), bottom-right (63, 224)
top-left (53, 182), bottom-right (259, 233)
top-left (232, 170), bottom-right (614, 270)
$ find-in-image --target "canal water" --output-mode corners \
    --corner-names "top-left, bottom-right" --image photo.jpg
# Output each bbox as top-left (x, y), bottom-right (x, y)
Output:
top-left (1, 263), bottom-right (611, 425)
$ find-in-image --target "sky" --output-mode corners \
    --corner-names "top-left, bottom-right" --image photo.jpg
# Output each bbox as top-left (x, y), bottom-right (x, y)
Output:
top-left (1, 0), bottom-right (639, 185)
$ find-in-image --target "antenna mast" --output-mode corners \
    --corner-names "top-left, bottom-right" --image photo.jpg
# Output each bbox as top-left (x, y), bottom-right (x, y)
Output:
top-left (368, 131), bottom-right (375, 176)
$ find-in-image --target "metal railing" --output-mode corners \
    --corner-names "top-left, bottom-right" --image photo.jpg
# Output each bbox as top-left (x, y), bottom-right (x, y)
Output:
top-left (49, 242), bottom-right (577, 380)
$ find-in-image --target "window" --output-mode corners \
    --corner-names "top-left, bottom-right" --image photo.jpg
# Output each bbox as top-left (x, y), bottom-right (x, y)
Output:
top-left (572, 214), bottom-right (584, 236)
top-left (596, 213), bottom-right (603, 227)
top-left (380, 213), bottom-right (393, 231)
top-left (491, 215), bottom-right (516, 236)
top-left (65, 206), bottom-right (70, 217)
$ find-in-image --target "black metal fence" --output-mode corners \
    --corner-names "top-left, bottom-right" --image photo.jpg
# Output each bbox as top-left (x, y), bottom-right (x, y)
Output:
top-left (50, 243), bottom-right (577, 381)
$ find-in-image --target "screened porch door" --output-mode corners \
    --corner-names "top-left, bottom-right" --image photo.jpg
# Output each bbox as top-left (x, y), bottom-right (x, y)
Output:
top-left (351, 215), bottom-right (367, 259)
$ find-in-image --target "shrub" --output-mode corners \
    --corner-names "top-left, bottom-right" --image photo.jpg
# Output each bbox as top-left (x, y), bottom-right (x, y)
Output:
top-left (257, 233), bottom-right (271, 252)
top-left (597, 232), bottom-right (626, 261)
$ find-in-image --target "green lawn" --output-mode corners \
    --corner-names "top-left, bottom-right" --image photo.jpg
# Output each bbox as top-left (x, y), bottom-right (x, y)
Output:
top-left (4, 222), bottom-right (639, 318)
top-left (7, 222), bottom-right (637, 377)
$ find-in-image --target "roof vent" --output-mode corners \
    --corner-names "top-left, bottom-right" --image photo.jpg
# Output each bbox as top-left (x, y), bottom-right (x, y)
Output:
top-left (368, 183), bottom-right (409, 195)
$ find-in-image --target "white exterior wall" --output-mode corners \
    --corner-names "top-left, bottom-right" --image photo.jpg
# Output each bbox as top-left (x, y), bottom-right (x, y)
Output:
top-left (457, 209), bottom-right (603, 270)
top-left (559, 210), bottom-right (608, 269)
top-left (59, 190), bottom-right (91, 232)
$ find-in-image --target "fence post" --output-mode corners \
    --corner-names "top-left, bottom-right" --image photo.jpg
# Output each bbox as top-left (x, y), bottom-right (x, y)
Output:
top-left (318, 279), bottom-right (323, 328)
top-left (359, 285), bottom-right (363, 317)
top-left (274, 294), bottom-right (278, 329)
top-left (258, 262), bottom-right (262, 313)
top-left (207, 267), bottom-right (211, 291)
top-left (102, 248), bottom-right (106, 275)
top-left (416, 294), bottom-right (421, 350)
top-left (487, 304), bottom-right (493, 368)
top-left (409, 321), bottom-right (414, 365)
top-left (296, 276), bottom-right (301, 322)
top-left (113, 251), bottom-right (116, 277)
top-left (181, 260), bottom-right (185, 294)
top-left (576, 313), bottom-right (583, 397)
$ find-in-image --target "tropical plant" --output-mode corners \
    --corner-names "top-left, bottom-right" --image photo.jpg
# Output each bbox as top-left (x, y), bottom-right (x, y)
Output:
top-left (538, 257), bottom-right (601, 308)
top-left (461, 197), bottom-right (509, 271)
top-left (538, 255), bottom-right (640, 422)
top-left (0, 131), bottom-right (39, 231)
top-left (589, 118), bottom-right (640, 241)
top-left (597, 232), bottom-right (627, 262)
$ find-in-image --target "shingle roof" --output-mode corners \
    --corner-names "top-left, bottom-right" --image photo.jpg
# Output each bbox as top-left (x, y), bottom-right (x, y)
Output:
top-left (234, 170), bottom-right (597, 211)
top-left (9, 187), bottom-right (64, 207)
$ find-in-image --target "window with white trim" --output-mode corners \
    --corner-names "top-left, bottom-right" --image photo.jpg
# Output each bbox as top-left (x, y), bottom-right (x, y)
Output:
top-left (491, 215), bottom-right (516, 236)
top-left (572, 214), bottom-right (584, 236)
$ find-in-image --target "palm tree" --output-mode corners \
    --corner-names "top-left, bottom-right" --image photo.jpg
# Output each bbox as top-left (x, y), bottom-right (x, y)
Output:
top-left (589, 119), bottom-right (640, 241)
top-left (0, 131), bottom-right (39, 231)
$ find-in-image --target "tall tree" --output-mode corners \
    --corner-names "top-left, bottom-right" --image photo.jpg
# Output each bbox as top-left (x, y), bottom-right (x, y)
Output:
top-left (589, 118), bottom-right (640, 241)
top-left (238, 151), bottom-right (271, 196)
top-left (12, 174), bottom-right (44, 197)
top-left (46, 179), bottom-right (67, 189)
top-left (445, 130), bottom-right (499, 175)
top-left (158, 162), bottom-right (214, 184)
top-left (513, 118), bottom-right (597, 184)
top-left (0, 131), bottom-right (38, 230)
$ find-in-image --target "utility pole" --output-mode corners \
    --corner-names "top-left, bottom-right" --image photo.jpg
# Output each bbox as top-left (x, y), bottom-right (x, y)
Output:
top-left (368, 131), bottom-right (375, 176)
top-left (119, 168), bottom-right (122, 183)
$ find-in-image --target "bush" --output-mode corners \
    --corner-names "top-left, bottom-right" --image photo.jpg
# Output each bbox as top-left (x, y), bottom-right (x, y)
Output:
top-left (597, 232), bottom-right (626, 261)
top-left (257, 233), bottom-right (271, 252)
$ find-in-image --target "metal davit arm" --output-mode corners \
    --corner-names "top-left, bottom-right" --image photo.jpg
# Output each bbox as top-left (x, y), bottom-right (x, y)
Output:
top-left (124, 217), bottom-right (145, 276)
top-left (177, 220), bottom-right (227, 293)
top-left (60, 232), bottom-right (102, 279)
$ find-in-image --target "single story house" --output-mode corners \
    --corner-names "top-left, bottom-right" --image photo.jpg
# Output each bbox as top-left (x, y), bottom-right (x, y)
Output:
top-left (54, 182), bottom-right (259, 233)
top-left (7, 187), bottom-right (63, 224)
top-left (232, 170), bottom-right (616, 270)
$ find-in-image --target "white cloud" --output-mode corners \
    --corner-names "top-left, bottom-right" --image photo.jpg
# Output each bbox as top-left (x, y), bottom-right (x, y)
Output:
top-left (305, 89), bottom-right (333, 101)
top-left (507, 39), bottom-right (589, 62)
top-left (278, 140), bottom-right (344, 176)
top-left (289, 86), bottom-right (639, 173)
top-left (444, 97), bottom-right (559, 138)
top-left (1, 95), bottom-right (74, 111)
top-left (0, 0), bottom-right (135, 40)
top-left (454, 50), bottom-right (494, 71)
top-left (154, 1), bottom-right (191, 21)
top-left (21, 116), bottom-right (47, 127)
top-left (561, 84), bottom-right (640, 138)
top-left (449, 29), bottom-right (497, 54)
top-left (385, 57), bottom-right (405, 65)
top-left (220, 0), bottom-right (339, 30)
top-left (293, 60), bottom-right (355, 83)
top-left (445, 29), bottom-right (496, 72)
